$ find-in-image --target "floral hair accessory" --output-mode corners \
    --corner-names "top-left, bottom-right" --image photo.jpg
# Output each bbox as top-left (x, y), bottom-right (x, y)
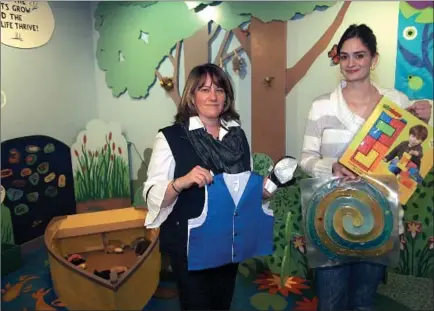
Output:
top-left (328, 44), bottom-right (340, 66)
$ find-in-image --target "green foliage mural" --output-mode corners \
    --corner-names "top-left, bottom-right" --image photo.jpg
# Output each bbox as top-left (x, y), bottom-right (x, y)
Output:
top-left (1, 203), bottom-right (15, 246)
top-left (71, 120), bottom-right (131, 213)
top-left (400, 1), bottom-right (433, 23)
top-left (129, 149), bottom-right (432, 308)
top-left (73, 138), bottom-right (130, 202)
top-left (94, 1), bottom-right (338, 101)
top-left (243, 153), bottom-right (310, 281)
top-left (202, 1), bottom-right (335, 30)
top-left (94, 1), bottom-right (206, 98)
top-left (395, 168), bottom-right (434, 278)
top-left (245, 153), bottom-right (434, 281)
top-left (131, 148), bottom-right (433, 280)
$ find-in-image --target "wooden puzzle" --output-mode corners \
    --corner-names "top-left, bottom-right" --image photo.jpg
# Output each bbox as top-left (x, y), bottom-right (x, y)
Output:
top-left (350, 109), bottom-right (407, 172)
top-left (339, 96), bottom-right (433, 205)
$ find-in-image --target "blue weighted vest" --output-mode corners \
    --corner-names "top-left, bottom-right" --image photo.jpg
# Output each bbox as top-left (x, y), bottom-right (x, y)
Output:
top-left (187, 171), bottom-right (274, 271)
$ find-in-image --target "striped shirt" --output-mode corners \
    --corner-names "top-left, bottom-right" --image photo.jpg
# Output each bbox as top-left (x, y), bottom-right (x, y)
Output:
top-left (299, 81), bottom-right (410, 178)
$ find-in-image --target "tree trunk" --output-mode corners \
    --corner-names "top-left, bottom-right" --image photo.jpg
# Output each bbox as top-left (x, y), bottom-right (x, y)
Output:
top-left (250, 17), bottom-right (287, 162)
top-left (285, 1), bottom-right (351, 94)
top-left (183, 25), bottom-right (210, 82)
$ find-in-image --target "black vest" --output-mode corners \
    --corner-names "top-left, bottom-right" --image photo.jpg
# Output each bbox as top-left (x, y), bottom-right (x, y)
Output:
top-left (159, 123), bottom-right (251, 257)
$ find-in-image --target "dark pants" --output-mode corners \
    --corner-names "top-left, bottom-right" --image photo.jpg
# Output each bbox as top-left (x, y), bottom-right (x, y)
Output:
top-left (170, 254), bottom-right (239, 310)
top-left (388, 159), bottom-right (402, 175)
top-left (315, 262), bottom-right (385, 311)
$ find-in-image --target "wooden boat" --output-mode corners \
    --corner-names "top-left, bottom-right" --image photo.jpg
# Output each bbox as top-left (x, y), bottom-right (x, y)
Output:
top-left (44, 207), bottom-right (160, 310)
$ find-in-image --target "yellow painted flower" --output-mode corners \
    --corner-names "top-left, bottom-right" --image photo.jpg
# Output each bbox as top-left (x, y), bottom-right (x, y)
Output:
top-left (293, 235), bottom-right (306, 254)
top-left (407, 221), bottom-right (422, 239)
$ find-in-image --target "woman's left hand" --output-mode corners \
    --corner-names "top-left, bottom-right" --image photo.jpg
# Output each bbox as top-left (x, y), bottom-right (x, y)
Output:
top-left (406, 100), bottom-right (432, 123)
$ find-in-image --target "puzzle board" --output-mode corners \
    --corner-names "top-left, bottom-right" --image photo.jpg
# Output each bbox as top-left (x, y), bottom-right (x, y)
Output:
top-left (339, 96), bottom-right (433, 204)
top-left (0, 135), bottom-right (76, 245)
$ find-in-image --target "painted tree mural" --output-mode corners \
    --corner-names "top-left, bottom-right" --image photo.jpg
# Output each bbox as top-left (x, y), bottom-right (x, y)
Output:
top-left (94, 1), bottom-right (434, 285)
top-left (95, 2), bottom-right (202, 101)
top-left (195, 1), bottom-right (351, 160)
top-left (95, 1), bottom-right (351, 161)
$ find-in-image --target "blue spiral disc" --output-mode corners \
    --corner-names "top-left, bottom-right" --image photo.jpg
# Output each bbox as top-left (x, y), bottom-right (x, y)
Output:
top-left (305, 178), bottom-right (394, 261)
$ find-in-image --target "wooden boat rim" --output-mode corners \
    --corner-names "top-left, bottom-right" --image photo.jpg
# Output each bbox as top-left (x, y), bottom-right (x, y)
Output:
top-left (44, 215), bottom-right (160, 291)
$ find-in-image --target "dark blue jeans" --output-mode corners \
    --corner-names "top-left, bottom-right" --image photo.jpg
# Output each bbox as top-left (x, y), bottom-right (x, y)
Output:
top-left (315, 262), bottom-right (385, 311)
top-left (388, 158), bottom-right (401, 175)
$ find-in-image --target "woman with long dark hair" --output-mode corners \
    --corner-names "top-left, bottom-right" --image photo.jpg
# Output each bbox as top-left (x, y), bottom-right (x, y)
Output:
top-left (300, 24), bottom-right (431, 311)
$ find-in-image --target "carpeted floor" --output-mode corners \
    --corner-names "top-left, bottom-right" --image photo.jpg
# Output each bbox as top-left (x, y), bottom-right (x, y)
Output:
top-left (1, 247), bottom-right (425, 311)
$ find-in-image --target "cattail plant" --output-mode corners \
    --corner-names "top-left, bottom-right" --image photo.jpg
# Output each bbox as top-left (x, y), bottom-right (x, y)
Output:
top-left (73, 132), bottom-right (130, 202)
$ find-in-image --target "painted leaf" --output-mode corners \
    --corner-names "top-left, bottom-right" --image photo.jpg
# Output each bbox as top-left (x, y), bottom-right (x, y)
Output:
top-left (119, 1), bottom-right (158, 8)
top-left (94, 2), bottom-right (205, 98)
top-left (413, 214), bottom-right (419, 221)
top-left (187, 1), bottom-right (216, 10)
top-left (400, 1), bottom-right (420, 19)
top-left (215, 1), bottom-right (336, 30)
top-left (280, 245), bottom-right (291, 284)
top-left (1, 203), bottom-right (15, 245)
top-left (400, 1), bottom-right (433, 24)
top-left (284, 212), bottom-right (293, 239)
top-left (250, 292), bottom-right (288, 311)
top-left (415, 7), bottom-right (434, 23)
top-left (238, 263), bottom-right (250, 278)
top-left (398, 43), bottom-right (425, 68)
top-left (243, 258), bottom-right (257, 270)
top-left (422, 232), bottom-right (427, 240)
top-left (253, 153), bottom-right (274, 176)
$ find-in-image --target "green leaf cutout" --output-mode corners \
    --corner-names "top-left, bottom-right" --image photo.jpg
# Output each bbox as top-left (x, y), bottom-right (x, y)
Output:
top-left (400, 1), bottom-right (419, 19)
top-left (400, 1), bottom-right (433, 24)
top-left (284, 212), bottom-right (293, 239)
top-left (250, 293), bottom-right (288, 311)
top-left (415, 8), bottom-right (434, 23)
top-left (238, 263), bottom-right (250, 278)
top-left (280, 245), bottom-right (291, 287)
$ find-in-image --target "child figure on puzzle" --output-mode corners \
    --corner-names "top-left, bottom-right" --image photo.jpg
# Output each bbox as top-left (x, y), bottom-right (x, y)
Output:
top-left (383, 124), bottom-right (428, 183)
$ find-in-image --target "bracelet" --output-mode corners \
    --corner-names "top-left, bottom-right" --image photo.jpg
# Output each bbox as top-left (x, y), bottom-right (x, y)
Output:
top-left (171, 179), bottom-right (181, 194)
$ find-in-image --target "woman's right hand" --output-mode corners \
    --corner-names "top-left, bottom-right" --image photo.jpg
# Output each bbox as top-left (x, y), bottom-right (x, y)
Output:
top-left (174, 165), bottom-right (214, 190)
top-left (332, 162), bottom-right (357, 179)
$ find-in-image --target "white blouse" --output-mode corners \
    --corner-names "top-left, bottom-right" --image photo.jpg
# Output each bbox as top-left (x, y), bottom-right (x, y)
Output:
top-left (143, 116), bottom-right (253, 228)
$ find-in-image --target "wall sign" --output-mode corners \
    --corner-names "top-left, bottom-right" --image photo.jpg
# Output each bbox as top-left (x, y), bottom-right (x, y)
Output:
top-left (1, 1), bottom-right (55, 48)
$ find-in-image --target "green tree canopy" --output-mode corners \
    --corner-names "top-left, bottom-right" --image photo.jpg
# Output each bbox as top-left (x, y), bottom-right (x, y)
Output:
top-left (213, 2), bottom-right (335, 29)
top-left (95, 2), bottom-right (205, 98)
top-left (95, 1), bottom-right (336, 99)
